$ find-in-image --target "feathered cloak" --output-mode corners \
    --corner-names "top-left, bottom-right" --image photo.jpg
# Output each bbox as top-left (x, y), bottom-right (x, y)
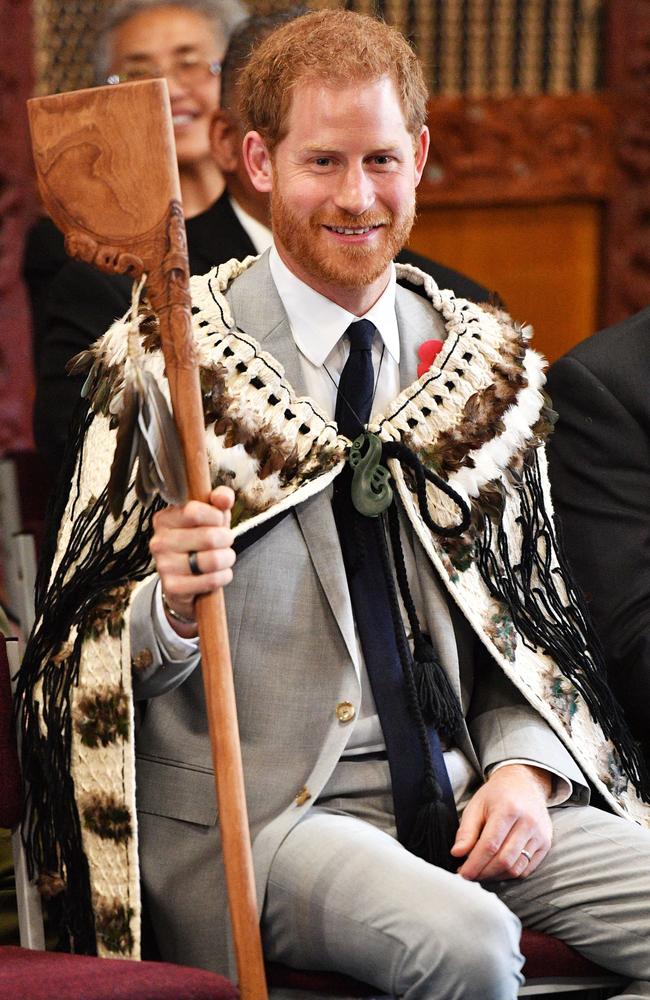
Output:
top-left (18, 258), bottom-right (650, 959)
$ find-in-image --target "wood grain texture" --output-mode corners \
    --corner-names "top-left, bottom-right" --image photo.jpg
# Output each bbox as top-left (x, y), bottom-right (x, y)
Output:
top-left (421, 93), bottom-right (615, 206)
top-left (601, 0), bottom-right (650, 325)
top-left (27, 79), bottom-right (267, 1000)
top-left (409, 202), bottom-right (601, 364)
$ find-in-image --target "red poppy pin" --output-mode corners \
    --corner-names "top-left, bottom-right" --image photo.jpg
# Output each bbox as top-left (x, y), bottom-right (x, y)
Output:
top-left (417, 339), bottom-right (444, 378)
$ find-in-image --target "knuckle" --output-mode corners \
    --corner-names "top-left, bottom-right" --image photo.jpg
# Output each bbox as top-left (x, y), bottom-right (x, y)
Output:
top-left (206, 527), bottom-right (225, 549)
top-left (206, 569), bottom-right (233, 589)
top-left (220, 547), bottom-right (236, 569)
top-left (502, 849), bottom-right (520, 870)
top-left (185, 500), bottom-right (206, 523)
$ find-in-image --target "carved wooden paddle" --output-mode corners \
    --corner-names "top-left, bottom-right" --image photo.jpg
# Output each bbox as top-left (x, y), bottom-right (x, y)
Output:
top-left (27, 79), bottom-right (268, 1000)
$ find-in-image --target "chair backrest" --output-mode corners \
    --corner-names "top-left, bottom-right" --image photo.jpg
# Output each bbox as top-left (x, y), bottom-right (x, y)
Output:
top-left (0, 455), bottom-right (41, 639)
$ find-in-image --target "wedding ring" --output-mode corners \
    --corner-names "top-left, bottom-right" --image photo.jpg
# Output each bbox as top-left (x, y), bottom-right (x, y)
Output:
top-left (188, 550), bottom-right (201, 576)
top-left (520, 849), bottom-right (532, 862)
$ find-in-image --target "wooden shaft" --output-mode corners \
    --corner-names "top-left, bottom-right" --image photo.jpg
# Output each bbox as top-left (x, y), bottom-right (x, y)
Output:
top-left (154, 310), bottom-right (268, 1000)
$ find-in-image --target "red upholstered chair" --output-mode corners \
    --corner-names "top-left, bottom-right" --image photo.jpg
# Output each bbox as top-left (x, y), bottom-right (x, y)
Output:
top-left (267, 930), bottom-right (623, 998)
top-left (0, 636), bottom-right (239, 1000)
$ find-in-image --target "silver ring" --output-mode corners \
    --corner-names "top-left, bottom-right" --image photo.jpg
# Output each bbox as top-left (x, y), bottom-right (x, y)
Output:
top-left (520, 849), bottom-right (532, 862)
top-left (188, 550), bottom-right (201, 576)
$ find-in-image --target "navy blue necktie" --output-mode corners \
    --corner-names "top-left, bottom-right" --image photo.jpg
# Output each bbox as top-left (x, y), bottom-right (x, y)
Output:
top-left (332, 319), bottom-right (458, 864)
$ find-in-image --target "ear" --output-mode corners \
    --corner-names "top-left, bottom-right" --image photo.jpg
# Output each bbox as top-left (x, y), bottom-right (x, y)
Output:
top-left (209, 112), bottom-right (239, 173)
top-left (241, 130), bottom-right (273, 193)
top-left (413, 125), bottom-right (430, 187)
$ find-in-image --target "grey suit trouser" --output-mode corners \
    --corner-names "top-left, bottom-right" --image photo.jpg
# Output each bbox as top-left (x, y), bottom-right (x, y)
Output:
top-left (262, 761), bottom-right (650, 1000)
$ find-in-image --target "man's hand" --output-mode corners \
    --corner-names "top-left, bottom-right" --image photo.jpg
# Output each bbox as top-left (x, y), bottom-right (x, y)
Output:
top-left (450, 764), bottom-right (553, 882)
top-left (149, 486), bottom-right (236, 637)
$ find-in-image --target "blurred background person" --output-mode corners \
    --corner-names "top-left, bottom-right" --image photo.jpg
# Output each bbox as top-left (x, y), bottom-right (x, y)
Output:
top-left (27, 0), bottom-right (246, 477)
top-left (547, 307), bottom-right (650, 767)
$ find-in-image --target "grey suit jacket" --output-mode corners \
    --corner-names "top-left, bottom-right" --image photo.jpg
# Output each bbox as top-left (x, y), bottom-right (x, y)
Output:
top-left (131, 253), bottom-right (584, 975)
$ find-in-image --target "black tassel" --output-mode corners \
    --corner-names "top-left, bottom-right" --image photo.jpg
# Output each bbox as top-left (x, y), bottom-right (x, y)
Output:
top-left (412, 635), bottom-right (463, 742)
top-left (409, 773), bottom-right (458, 870)
top-left (385, 498), bottom-right (464, 739)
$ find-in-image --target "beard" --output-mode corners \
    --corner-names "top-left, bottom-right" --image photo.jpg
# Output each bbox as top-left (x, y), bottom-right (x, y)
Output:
top-left (270, 181), bottom-right (416, 290)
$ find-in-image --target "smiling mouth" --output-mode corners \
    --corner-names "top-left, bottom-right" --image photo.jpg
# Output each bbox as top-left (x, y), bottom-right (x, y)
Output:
top-left (324, 224), bottom-right (382, 235)
top-left (172, 114), bottom-right (195, 126)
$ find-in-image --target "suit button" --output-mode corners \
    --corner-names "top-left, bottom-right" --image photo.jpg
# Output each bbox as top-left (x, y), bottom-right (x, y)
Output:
top-left (295, 786), bottom-right (311, 806)
top-left (132, 648), bottom-right (153, 673)
top-left (336, 701), bottom-right (356, 723)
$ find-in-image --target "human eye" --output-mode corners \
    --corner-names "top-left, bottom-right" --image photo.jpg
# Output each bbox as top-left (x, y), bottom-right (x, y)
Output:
top-left (369, 154), bottom-right (395, 168)
top-left (177, 53), bottom-right (200, 69)
top-left (125, 64), bottom-right (157, 81)
top-left (313, 156), bottom-right (334, 168)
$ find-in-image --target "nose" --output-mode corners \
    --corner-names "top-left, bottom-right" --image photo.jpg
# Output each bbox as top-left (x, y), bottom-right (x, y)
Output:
top-left (166, 72), bottom-right (189, 98)
top-left (334, 161), bottom-right (375, 216)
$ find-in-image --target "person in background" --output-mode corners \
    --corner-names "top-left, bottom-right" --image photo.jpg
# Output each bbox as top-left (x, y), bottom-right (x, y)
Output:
top-left (547, 306), bottom-right (650, 766)
top-left (27, 0), bottom-right (246, 476)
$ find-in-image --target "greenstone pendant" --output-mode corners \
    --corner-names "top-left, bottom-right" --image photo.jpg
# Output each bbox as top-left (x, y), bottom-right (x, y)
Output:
top-left (348, 432), bottom-right (393, 517)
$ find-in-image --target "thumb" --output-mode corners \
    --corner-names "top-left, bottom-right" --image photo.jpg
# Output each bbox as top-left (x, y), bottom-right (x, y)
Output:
top-left (450, 800), bottom-right (482, 857)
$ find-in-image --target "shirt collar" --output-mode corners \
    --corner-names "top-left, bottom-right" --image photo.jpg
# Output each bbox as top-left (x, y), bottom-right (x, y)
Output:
top-left (268, 244), bottom-right (400, 367)
top-left (228, 197), bottom-right (273, 255)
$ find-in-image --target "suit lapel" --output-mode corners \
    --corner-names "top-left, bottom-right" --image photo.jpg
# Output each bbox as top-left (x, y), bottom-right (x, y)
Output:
top-left (226, 254), bottom-right (361, 672)
top-left (395, 281), bottom-right (449, 391)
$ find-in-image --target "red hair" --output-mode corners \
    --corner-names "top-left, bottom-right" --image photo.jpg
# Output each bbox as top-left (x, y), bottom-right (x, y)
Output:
top-left (239, 8), bottom-right (428, 150)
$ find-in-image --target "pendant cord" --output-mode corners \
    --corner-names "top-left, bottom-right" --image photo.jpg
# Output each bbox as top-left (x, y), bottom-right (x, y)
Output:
top-left (324, 343), bottom-right (386, 432)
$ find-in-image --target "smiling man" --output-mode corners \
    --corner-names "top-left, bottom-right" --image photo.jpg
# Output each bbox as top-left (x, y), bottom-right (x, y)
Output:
top-left (22, 9), bottom-right (650, 999)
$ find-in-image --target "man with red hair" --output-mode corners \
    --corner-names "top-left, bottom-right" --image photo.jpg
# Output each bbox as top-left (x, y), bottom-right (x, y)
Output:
top-left (22, 10), bottom-right (650, 998)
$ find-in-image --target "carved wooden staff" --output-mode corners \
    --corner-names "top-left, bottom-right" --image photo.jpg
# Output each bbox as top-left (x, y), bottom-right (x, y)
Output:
top-left (27, 79), bottom-right (268, 1000)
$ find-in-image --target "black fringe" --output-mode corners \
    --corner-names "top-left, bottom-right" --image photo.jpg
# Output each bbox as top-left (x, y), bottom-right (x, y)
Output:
top-left (35, 399), bottom-right (94, 612)
top-left (16, 411), bottom-right (163, 954)
top-left (474, 449), bottom-right (650, 802)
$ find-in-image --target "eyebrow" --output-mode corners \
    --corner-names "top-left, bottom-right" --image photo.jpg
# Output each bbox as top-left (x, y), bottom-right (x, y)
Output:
top-left (122, 43), bottom-right (203, 63)
top-left (299, 145), bottom-right (403, 157)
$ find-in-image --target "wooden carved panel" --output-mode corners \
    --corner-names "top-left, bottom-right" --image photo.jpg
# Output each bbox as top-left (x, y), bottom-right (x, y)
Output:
top-left (601, 0), bottom-right (650, 324)
top-left (419, 93), bottom-right (615, 207)
top-left (0, 0), bottom-right (35, 453)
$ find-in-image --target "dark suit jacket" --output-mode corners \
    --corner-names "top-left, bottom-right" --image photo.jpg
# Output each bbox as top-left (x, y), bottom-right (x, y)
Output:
top-left (30, 192), bottom-right (258, 474)
top-left (29, 192), bottom-right (493, 474)
top-left (546, 307), bottom-right (650, 760)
